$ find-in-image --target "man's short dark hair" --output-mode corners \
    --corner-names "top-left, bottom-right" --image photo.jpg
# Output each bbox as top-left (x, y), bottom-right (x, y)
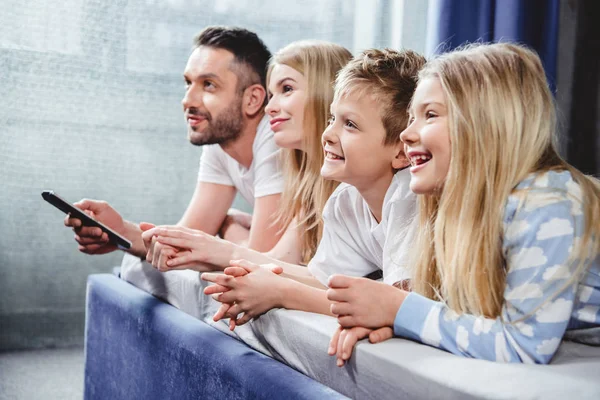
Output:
top-left (194, 26), bottom-right (271, 92)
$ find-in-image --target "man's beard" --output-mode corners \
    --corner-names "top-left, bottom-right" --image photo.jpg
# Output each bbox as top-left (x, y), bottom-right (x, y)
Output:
top-left (188, 98), bottom-right (244, 146)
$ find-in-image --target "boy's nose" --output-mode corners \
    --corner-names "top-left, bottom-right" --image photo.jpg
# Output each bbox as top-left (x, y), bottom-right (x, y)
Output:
top-left (321, 124), bottom-right (337, 145)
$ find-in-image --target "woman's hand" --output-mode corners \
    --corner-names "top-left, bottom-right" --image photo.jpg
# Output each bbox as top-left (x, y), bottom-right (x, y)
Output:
top-left (141, 226), bottom-right (230, 271)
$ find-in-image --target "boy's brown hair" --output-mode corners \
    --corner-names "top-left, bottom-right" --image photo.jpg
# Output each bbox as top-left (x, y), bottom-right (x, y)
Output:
top-left (334, 48), bottom-right (426, 145)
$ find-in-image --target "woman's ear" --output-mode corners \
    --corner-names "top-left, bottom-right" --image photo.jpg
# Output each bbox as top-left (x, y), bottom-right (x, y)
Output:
top-left (391, 142), bottom-right (410, 170)
top-left (243, 84), bottom-right (267, 117)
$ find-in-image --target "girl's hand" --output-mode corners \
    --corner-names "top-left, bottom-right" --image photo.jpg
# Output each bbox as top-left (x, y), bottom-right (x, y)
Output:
top-left (327, 275), bottom-right (408, 329)
top-left (328, 325), bottom-right (394, 367)
top-left (201, 260), bottom-right (286, 329)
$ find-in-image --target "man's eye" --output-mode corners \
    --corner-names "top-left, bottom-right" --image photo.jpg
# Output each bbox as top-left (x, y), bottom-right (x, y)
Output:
top-left (184, 80), bottom-right (191, 88)
top-left (204, 81), bottom-right (215, 89)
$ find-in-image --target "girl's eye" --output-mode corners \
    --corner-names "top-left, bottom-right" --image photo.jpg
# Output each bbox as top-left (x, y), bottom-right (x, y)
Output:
top-left (425, 111), bottom-right (437, 119)
top-left (407, 116), bottom-right (415, 126)
top-left (328, 115), bottom-right (335, 125)
top-left (282, 85), bottom-right (293, 93)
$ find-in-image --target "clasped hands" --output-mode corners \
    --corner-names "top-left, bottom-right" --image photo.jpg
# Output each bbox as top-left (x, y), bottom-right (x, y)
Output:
top-left (140, 223), bottom-right (222, 272)
top-left (140, 223), bottom-right (408, 368)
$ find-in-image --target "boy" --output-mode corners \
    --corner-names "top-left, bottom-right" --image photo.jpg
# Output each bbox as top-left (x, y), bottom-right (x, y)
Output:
top-left (202, 48), bottom-right (426, 327)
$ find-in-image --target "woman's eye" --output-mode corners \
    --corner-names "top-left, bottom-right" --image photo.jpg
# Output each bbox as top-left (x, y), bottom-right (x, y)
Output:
top-left (282, 85), bottom-right (293, 93)
top-left (425, 111), bottom-right (437, 119)
top-left (328, 116), bottom-right (335, 125)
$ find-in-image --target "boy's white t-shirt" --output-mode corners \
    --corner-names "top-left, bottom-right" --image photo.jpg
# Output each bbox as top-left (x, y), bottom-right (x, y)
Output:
top-left (197, 115), bottom-right (283, 205)
top-left (307, 168), bottom-right (416, 286)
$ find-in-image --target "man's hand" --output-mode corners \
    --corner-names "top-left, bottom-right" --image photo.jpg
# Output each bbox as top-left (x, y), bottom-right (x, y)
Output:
top-left (64, 199), bottom-right (125, 255)
top-left (327, 275), bottom-right (408, 329)
top-left (201, 259), bottom-right (285, 328)
top-left (328, 325), bottom-right (394, 367)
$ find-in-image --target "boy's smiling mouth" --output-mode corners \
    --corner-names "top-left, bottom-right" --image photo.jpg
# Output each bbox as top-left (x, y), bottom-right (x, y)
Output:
top-left (325, 150), bottom-right (345, 161)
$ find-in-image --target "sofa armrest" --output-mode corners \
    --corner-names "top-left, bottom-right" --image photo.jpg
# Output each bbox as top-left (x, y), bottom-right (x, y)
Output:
top-left (84, 274), bottom-right (346, 399)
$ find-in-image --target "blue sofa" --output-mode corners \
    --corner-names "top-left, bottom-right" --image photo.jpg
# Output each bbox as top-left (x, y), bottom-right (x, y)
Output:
top-left (84, 274), bottom-right (347, 399)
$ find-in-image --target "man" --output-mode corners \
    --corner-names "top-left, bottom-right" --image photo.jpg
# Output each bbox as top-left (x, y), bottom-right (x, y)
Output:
top-left (65, 27), bottom-right (286, 274)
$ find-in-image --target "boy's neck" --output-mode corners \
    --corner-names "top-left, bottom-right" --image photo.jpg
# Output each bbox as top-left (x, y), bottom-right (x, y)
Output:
top-left (219, 112), bottom-right (264, 169)
top-left (355, 173), bottom-right (395, 223)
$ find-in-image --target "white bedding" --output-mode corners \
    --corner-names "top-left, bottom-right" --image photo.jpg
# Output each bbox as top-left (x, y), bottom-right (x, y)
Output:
top-left (120, 254), bottom-right (600, 400)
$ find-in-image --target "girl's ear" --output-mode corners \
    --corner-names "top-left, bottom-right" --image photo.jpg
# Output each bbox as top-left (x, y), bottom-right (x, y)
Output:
top-left (391, 142), bottom-right (410, 170)
top-left (243, 84), bottom-right (267, 117)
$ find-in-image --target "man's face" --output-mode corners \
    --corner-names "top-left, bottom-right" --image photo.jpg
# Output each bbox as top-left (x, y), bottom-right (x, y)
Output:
top-left (182, 46), bottom-right (245, 146)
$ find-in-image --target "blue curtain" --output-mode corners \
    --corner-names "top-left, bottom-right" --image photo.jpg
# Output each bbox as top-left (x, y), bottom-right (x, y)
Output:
top-left (426, 0), bottom-right (560, 91)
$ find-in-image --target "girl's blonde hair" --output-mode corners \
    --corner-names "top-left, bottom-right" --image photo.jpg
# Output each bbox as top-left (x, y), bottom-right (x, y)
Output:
top-left (411, 42), bottom-right (600, 317)
top-left (267, 41), bottom-right (352, 264)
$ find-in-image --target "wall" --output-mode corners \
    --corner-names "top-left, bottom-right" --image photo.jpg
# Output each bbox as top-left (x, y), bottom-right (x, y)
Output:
top-left (0, 0), bottom-right (430, 350)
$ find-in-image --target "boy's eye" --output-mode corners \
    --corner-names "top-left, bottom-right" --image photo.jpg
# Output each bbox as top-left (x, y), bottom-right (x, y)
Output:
top-left (344, 119), bottom-right (357, 129)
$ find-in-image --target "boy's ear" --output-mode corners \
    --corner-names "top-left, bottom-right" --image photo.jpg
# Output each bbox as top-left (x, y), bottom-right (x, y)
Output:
top-left (242, 84), bottom-right (267, 117)
top-left (391, 143), bottom-right (410, 170)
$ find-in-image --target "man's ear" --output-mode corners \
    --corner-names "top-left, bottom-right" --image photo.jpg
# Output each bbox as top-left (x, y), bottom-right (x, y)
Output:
top-left (391, 142), bottom-right (410, 170)
top-left (242, 84), bottom-right (266, 117)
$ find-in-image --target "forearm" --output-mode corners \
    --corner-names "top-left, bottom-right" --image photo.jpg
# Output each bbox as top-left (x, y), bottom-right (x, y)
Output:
top-left (122, 220), bottom-right (146, 258)
top-left (280, 278), bottom-right (333, 316)
top-left (230, 245), bottom-right (312, 277)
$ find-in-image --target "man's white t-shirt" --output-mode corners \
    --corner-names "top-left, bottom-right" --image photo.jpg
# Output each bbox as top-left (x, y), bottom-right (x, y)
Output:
top-left (197, 115), bottom-right (283, 205)
top-left (307, 168), bottom-right (416, 286)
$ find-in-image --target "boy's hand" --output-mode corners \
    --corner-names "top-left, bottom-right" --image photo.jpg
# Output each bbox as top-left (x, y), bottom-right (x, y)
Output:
top-left (327, 275), bottom-right (407, 329)
top-left (328, 325), bottom-right (394, 367)
top-left (201, 260), bottom-right (285, 329)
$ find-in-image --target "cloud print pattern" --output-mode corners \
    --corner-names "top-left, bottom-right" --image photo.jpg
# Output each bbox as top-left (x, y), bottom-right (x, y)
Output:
top-left (393, 171), bottom-right (600, 363)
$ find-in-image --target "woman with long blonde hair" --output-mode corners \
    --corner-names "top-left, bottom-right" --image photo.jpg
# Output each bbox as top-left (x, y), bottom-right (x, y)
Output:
top-left (143, 41), bottom-right (352, 268)
top-left (326, 42), bottom-right (600, 365)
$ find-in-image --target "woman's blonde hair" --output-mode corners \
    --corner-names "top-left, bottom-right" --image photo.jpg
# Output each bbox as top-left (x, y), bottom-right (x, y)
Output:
top-left (267, 41), bottom-right (352, 264)
top-left (411, 42), bottom-right (600, 318)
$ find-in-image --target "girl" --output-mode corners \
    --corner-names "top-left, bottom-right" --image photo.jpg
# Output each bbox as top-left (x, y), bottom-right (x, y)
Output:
top-left (326, 42), bottom-right (600, 365)
top-left (143, 41), bottom-right (352, 268)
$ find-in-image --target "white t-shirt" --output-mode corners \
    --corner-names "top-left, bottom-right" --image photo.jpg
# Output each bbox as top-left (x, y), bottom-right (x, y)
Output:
top-left (307, 168), bottom-right (416, 286)
top-left (197, 115), bottom-right (284, 206)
